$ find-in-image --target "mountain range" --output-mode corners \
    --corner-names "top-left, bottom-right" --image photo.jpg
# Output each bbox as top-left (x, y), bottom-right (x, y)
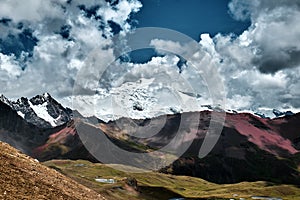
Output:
top-left (0, 93), bottom-right (299, 186)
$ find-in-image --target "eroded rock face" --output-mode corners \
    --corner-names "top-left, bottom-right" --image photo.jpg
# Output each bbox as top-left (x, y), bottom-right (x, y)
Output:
top-left (0, 100), bottom-right (48, 155)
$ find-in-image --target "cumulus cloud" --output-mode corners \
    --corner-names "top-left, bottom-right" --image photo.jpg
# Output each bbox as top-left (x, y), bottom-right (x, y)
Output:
top-left (149, 37), bottom-right (226, 107)
top-left (0, 0), bottom-right (65, 22)
top-left (228, 0), bottom-right (300, 73)
top-left (98, 0), bottom-right (142, 34)
top-left (0, 0), bottom-right (142, 101)
top-left (226, 95), bottom-right (253, 111)
top-left (0, 53), bottom-right (22, 77)
top-left (144, 0), bottom-right (300, 115)
top-left (199, 0), bottom-right (300, 114)
top-left (72, 54), bottom-right (213, 121)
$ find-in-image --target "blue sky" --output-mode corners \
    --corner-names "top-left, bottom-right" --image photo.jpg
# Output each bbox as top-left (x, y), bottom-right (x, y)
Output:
top-left (135, 0), bottom-right (250, 40)
top-left (129, 0), bottom-right (250, 63)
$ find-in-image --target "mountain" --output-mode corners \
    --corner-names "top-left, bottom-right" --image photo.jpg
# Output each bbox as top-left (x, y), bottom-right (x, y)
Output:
top-left (0, 95), bottom-right (96, 162)
top-left (0, 93), bottom-right (300, 185)
top-left (0, 141), bottom-right (105, 200)
top-left (34, 111), bottom-right (300, 184)
top-left (32, 119), bottom-right (98, 162)
top-left (160, 112), bottom-right (300, 184)
top-left (0, 98), bottom-right (51, 155)
top-left (0, 93), bottom-right (71, 128)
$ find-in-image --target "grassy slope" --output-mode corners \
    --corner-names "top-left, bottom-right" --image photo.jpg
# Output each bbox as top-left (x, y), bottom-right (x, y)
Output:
top-left (44, 160), bottom-right (300, 200)
top-left (0, 142), bottom-right (105, 200)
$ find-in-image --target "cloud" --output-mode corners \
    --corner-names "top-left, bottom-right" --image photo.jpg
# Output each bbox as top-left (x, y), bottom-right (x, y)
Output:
top-left (0, 53), bottom-right (22, 77)
top-left (150, 38), bottom-right (225, 102)
top-left (189, 0), bottom-right (300, 114)
top-left (98, 0), bottom-right (142, 34)
top-left (146, 0), bottom-right (300, 115)
top-left (0, 0), bottom-right (66, 22)
top-left (226, 95), bottom-right (253, 110)
top-left (228, 0), bottom-right (300, 73)
top-left (71, 54), bottom-right (214, 121)
top-left (0, 0), bottom-right (143, 102)
top-left (229, 0), bottom-right (300, 21)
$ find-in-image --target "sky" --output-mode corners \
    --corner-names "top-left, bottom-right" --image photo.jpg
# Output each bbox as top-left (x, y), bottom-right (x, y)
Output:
top-left (130, 0), bottom-right (250, 63)
top-left (136, 0), bottom-right (250, 39)
top-left (0, 0), bottom-right (300, 119)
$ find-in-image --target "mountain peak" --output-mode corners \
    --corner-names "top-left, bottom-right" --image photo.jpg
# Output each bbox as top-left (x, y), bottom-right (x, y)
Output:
top-left (0, 93), bottom-right (71, 128)
top-left (30, 93), bottom-right (54, 105)
top-left (0, 94), bottom-right (11, 106)
top-left (43, 92), bottom-right (50, 98)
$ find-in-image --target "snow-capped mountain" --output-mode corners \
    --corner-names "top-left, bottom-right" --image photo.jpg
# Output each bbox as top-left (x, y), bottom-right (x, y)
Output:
top-left (1, 91), bottom-right (296, 128)
top-left (72, 78), bottom-right (217, 122)
top-left (0, 93), bottom-right (71, 128)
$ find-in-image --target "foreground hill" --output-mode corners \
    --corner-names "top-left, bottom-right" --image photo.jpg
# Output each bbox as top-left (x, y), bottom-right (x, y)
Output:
top-left (0, 142), bottom-right (105, 200)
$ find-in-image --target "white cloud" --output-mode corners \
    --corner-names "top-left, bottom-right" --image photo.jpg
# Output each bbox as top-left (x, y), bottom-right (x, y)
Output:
top-left (228, 0), bottom-right (300, 73)
top-left (0, 53), bottom-right (22, 77)
top-left (249, 71), bottom-right (287, 89)
top-left (199, 34), bottom-right (217, 57)
top-left (72, 54), bottom-right (210, 121)
top-left (0, 0), bottom-right (142, 103)
top-left (145, 0), bottom-right (300, 116)
top-left (226, 95), bottom-right (253, 110)
top-left (0, 0), bottom-right (65, 22)
top-left (203, 0), bottom-right (300, 114)
top-left (98, 0), bottom-right (142, 34)
top-left (98, 0), bottom-right (142, 24)
top-left (150, 39), bottom-right (183, 54)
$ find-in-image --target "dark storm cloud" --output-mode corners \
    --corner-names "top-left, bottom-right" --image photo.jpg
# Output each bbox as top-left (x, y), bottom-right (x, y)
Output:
top-left (229, 0), bottom-right (300, 74)
top-left (229, 0), bottom-right (300, 21)
top-left (253, 49), bottom-right (300, 74)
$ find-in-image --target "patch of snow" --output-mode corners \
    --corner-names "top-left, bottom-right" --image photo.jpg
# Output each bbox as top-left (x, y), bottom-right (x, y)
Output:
top-left (43, 92), bottom-right (50, 98)
top-left (72, 77), bottom-right (213, 122)
top-left (71, 75), bottom-right (223, 122)
top-left (28, 101), bottom-right (57, 126)
top-left (17, 111), bottom-right (25, 118)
